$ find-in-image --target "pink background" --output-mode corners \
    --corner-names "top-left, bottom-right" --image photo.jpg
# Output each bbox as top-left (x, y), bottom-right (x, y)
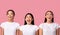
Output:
top-left (0, 0), bottom-right (60, 26)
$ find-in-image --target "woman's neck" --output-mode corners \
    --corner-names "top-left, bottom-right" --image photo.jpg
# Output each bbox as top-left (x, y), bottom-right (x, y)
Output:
top-left (27, 23), bottom-right (32, 25)
top-left (8, 19), bottom-right (14, 22)
top-left (46, 20), bottom-right (52, 24)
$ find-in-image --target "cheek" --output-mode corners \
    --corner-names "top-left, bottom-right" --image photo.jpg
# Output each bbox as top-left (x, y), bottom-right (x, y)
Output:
top-left (25, 18), bottom-right (28, 21)
top-left (45, 15), bottom-right (50, 19)
top-left (8, 15), bottom-right (14, 18)
top-left (9, 14), bottom-right (14, 17)
top-left (7, 15), bottom-right (10, 17)
top-left (48, 15), bottom-right (53, 18)
top-left (25, 18), bottom-right (32, 22)
top-left (50, 16), bottom-right (53, 19)
top-left (45, 16), bottom-right (48, 18)
top-left (46, 15), bottom-right (51, 18)
top-left (45, 15), bottom-right (53, 19)
top-left (30, 18), bottom-right (32, 21)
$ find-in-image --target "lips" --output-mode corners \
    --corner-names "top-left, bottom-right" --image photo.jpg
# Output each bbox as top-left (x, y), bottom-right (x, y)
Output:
top-left (9, 17), bottom-right (12, 18)
top-left (27, 20), bottom-right (31, 22)
top-left (48, 17), bottom-right (52, 19)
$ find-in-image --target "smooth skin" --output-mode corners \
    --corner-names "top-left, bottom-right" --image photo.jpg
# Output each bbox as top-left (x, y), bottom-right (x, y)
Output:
top-left (0, 27), bottom-right (4, 35)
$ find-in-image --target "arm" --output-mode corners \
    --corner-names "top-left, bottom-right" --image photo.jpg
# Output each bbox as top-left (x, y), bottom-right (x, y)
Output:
top-left (0, 27), bottom-right (4, 35)
top-left (16, 29), bottom-right (23, 35)
top-left (39, 28), bottom-right (43, 35)
top-left (59, 28), bottom-right (60, 35)
top-left (35, 29), bottom-right (39, 35)
top-left (56, 28), bottom-right (59, 35)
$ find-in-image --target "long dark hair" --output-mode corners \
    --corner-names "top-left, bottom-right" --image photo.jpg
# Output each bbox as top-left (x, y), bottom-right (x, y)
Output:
top-left (44, 10), bottom-right (54, 23)
top-left (24, 13), bottom-right (34, 25)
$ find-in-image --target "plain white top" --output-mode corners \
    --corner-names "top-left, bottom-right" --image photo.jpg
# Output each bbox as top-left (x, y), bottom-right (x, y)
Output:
top-left (39, 23), bottom-right (59, 35)
top-left (18, 25), bottom-right (39, 35)
top-left (0, 22), bottom-right (20, 35)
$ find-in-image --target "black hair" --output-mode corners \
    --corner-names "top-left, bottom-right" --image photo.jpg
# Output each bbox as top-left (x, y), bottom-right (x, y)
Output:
top-left (24, 13), bottom-right (34, 25)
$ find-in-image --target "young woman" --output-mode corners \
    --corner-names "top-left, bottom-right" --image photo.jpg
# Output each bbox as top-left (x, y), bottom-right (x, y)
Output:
top-left (0, 9), bottom-right (20, 35)
top-left (18, 13), bottom-right (39, 35)
top-left (39, 11), bottom-right (59, 35)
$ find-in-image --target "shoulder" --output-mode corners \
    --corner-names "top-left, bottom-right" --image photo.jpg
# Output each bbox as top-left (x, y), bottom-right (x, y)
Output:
top-left (0, 22), bottom-right (8, 28)
top-left (1, 22), bottom-right (8, 25)
top-left (31, 25), bottom-right (39, 30)
top-left (52, 23), bottom-right (59, 26)
top-left (51, 23), bottom-right (60, 29)
top-left (19, 25), bottom-right (26, 31)
top-left (39, 23), bottom-right (45, 27)
top-left (33, 25), bottom-right (38, 28)
top-left (59, 26), bottom-right (60, 28)
top-left (39, 23), bottom-right (46, 29)
top-left (20, 25), bottom-right (26, 28)
top-left (32, 25), bottom-right (39, 31)
top-left (13, 22), bottom-right (20, 26)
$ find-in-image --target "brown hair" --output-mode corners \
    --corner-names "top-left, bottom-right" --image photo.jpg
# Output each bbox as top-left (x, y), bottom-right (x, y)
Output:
top-left (7, 9), bottom-right (15, 16)
top-left (44, 10), bottom-right (54, 23)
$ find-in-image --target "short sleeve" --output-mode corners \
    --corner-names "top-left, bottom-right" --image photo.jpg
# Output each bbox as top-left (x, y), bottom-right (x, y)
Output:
top-left (0, 23), bottom-right (5, 29)
top-left (19, 26), bottom-right (23, 31)
top-left (35, 25), bottom-right (39, 31)
top-left (17, 26), bottom-right (20, 30)
top-left (56, 24), bottom-right (60, 29)
top-left (39, 23), bottom-right (43, 29)
top-left (17, 25), bottom-right (23, 31)
top-left (59, 26), bottom-right (60, 28)
top-left (16, 23), bottom-right (20, 30)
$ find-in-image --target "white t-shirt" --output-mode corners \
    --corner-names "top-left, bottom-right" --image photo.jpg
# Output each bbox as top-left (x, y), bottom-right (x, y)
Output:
top-left (0, 22), bottom-right (20, 35)
top-left (18, 25), bottom-right (39, 35)
top-left (39, 23), bottom-right (59, 35)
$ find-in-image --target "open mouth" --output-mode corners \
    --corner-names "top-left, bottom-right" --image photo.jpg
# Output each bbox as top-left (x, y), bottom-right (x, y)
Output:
top-left (48, 17), bottom-right (52, 19)
top-left (27, 20), bottom-right (31, 22)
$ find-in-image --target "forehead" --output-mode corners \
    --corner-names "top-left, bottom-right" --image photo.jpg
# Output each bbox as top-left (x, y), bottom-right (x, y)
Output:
top-left (26, 14), bottom-right (32, 17)
top-left (8, 11), bottom-right (13, 14)
top-left (46, 12), bottom-right (52, 14)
